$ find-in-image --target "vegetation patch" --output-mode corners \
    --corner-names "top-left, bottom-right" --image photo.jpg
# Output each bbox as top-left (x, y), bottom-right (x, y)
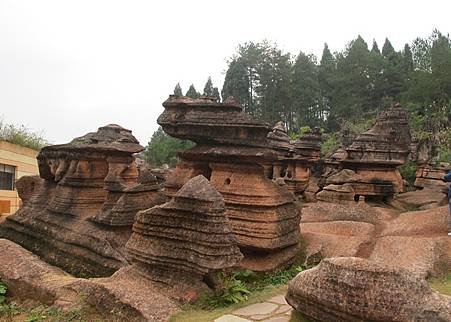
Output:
top-left (142, 127), bottom-right (194, 167)
top-left (0, 280), bottom-right (131, 322)
top-left (170, 262), bottom-right (313, 322)
top-left (0, 120), bottom-right (48, 151)
top-left (429, 274), bottom-right (451, 296)
top-left (399, 160), bottom-right (417, 187)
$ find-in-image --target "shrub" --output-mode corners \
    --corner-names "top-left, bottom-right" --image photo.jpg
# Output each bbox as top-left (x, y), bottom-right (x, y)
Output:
top-left (321, 132), bottom-right (339, 156)
top-left (0, 120), bottom-right (48, 150)
top-left (290, 125), bottom-right (312, 140)
top-left (0, 282), bottom-right (6, 305)
top-left (197, 272), bottom-right (251, 308)
top-left (399, 160), bottom-right (417, 186)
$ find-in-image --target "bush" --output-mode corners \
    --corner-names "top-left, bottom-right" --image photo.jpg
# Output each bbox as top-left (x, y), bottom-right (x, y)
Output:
top-left (290, 125), bottom-right (312, 140)
top-left (0, 120), bottom-right (48, 150)
top-left (399, 160), bottom-right (417, 186)
top-left (341, 116), bottom-right (376, 135)
top-left (321, 132), bottom-right (339, 156)
top-left (437, 147), bottom-right (451, 164)
top-left (196, 263), bottom-right (311, 309)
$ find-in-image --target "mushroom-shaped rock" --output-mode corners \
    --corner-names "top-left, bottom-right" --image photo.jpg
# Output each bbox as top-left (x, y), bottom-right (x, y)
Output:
top-left (0, 125), bottom-right (148, 277)
top-left (126, 175), bottom-right (243, 282)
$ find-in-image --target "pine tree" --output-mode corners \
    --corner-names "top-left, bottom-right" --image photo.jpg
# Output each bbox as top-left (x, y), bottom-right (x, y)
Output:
top-left (402, 44), bottom-right (414, 74)
top-left (186, 84), bottom-right (200, 98)
top-left (292, 51), bottom-right (321, 128)
top-left (173, 83), bottom-right (183, 96)
top-left (222, 58), bottom-right (250, 108)
top-left (257, 46), bottom-right (293, 127)
top-left (371, 40), bottom-right (381, 55)
top-left (382, 38), bottom-right (395, 57)
top-left (332, 35), bottom-right (372, 123)
top-left (203, 77), bottom-right (214, 96)
top-left (368, 40), bottom-right (384, 111)
top-left (318, 43), bottom-right (336, 130)
top-left (380, 38), bottom-right (404, 99)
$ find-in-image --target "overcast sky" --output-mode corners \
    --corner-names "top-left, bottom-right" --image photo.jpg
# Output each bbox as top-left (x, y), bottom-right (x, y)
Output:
top-left (0, 0), bottom-right (450, 146)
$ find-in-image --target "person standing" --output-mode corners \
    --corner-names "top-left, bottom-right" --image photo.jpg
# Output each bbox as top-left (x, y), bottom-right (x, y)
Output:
top-left (444, 170), bottom-right (451, 236)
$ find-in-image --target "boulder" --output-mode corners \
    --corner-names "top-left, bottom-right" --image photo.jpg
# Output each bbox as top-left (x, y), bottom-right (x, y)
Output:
top-left (380, 206), bottom-right (448, 237)
top-left (370, 236), bottom-right (451, 278)
top-left (286, 257), bottom-right (451, 322)
top-left (0, 238), bottom-right (180, 321)
top-left (301, 221), bottom-right (375, 259)
top-left (325, 169), bottom-right (362, 185)
top-left (301, 202), bottom-right (393, 225)
top-left (394, 188), bottom-right (447, 210)
top-left (316, 184), bottom-right (355, 203)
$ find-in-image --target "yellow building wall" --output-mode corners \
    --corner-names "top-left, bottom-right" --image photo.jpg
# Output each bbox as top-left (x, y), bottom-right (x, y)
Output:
top-left (0, 141), bottom-right (39, 215)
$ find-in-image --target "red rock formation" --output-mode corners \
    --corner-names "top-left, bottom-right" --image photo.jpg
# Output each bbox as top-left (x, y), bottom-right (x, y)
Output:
top-left (0, 125), bottom-right (165, 277)
top-left (126, 175), bottom-right (243, 288)
top-left (0, 238), bottom-right (180, 321)
top-left (269, 124), bottom-right (322, 195)
top-left (415, 163), bottom-right (449, 191)
top-left (157, 96), bottom-right (320, 271)
top-left (321, 104), bottom-right (411, 201)
top-left (286, 257), bottom-right (451, 322)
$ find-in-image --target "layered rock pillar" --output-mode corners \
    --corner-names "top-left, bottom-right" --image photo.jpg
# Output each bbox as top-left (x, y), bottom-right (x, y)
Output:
top-left (157, 96), bottom-right (319, 271)
top-left (126, 176), bottom-right (243, 286)
top-left (320, 104), bottom-right (411, 201)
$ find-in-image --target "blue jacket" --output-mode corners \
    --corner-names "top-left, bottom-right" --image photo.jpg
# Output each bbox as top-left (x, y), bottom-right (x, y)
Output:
top-left (444, 172), bottom-right (451, 199)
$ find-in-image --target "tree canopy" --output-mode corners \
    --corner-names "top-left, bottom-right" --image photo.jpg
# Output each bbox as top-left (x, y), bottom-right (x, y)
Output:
top-left (146, 30), bottom-right (450, 166)
top-left (142, 127), bottom-right (194, 167)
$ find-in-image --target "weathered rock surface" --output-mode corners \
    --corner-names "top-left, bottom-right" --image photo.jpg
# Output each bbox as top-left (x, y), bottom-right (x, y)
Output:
top-left (157, 96), bottom-right (314, 271)
top-left (381, 206), bottom-right (448, 237)
top-left (321, 104), bottom-right (411, 199)
top-left (0, 238), bottom-right (180, 321)
top-left (93, 166), bottom-right (167, 226)
top-left (301, 221), bottom-right (375, 260)
top-left (126, 175), bottom-right (243, 289)
top-left (415, 163), bottom-right (449, 191)
top-left (300, 202), bottom-right (450, 277)
top-left (393, 187), bottom-right (447, 210)
top-left (301, 200), bottom-right (392, 225)
top-left (325, 169), bottom-right (362, 185)
top-left (286, 257), bottom-right (451, 322)
top-left (370, 235), bottom-right (451, 278)
top-left (316, 183), bottom-right (355, 203)
top-left (368, 206), bottom-right (451, 277)
top-left (0, 125), bottom-right (165, 277)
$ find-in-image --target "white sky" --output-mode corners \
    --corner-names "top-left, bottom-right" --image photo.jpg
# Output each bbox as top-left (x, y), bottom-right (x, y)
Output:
top-left (0, 0), bottom-right (450, 146)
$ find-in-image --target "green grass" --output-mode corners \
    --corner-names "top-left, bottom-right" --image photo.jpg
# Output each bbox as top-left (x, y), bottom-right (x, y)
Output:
top-left (429, 274), bottom-right (451, 295)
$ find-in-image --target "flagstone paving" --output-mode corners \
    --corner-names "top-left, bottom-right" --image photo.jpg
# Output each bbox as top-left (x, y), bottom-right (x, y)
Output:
top-left (214, 294), bottom-right (294, 322)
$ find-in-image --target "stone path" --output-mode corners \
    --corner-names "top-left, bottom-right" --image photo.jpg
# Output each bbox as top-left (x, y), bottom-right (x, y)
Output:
top-left (214, 295), bottom-right (294, 322)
